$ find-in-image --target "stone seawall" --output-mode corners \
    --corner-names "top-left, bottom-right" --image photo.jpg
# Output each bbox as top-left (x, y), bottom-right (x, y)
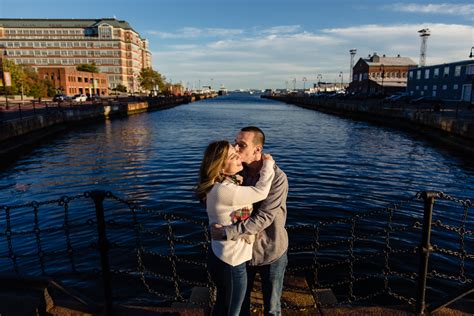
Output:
top-left (0, 96), bottom-right (192, 159)
top-left (265, 95), bottom-right (474, 156)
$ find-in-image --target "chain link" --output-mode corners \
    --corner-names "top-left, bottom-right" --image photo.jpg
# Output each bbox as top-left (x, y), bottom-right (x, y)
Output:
top-left (1, 190), bottom-right (472, 311)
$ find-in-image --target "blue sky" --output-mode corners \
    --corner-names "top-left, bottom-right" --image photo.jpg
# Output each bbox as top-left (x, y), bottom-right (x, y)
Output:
top-left (1, 0), bottom-right (473, 89)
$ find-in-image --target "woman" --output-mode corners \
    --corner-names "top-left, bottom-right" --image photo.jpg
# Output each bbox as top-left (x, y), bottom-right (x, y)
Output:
top-left (196, 140), bottom-right (275, 316)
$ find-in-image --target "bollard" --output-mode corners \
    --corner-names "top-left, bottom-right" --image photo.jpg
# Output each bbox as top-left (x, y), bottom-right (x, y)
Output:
top-left (416, 191), bottom-right (437, 315)
top-left (90, 190), bottom-right (113, 316)
top-left (32, 101), bottom-right (36, 115)
top-left (18, 103), bottom-right (22, 119)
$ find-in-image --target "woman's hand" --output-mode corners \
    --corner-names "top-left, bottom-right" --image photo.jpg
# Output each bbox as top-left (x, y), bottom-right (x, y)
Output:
top-left (263, 153), bottom-right (273, 161)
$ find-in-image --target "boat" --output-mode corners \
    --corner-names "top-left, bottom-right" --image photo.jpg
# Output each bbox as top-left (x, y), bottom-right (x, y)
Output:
top-left (218, 85), bottom-right (228, 96)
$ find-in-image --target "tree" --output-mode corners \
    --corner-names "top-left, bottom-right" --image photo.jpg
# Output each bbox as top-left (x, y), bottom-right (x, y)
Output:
top-left (76, 63), bottom-right (99, 73)
top-left (138, 68), bottom-right (166, 92)
top-left (1, 60), bottom-right (54, 98)
top-left (115, 84), bottom-right (127, 93)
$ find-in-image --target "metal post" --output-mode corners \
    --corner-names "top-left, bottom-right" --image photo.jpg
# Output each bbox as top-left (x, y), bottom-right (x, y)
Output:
top-left (416, 191), bottom-right (437, 315)
top-left (90, 190), bottom-right (113, 316)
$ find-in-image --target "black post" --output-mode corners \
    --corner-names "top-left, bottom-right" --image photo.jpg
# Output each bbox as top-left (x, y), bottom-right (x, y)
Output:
top-left (416, 191), bottom-right (437, 315)
top-left (90, 190), bottom-right (113, 316)
top-left (18, 103), bottom-right (22, 119)
top-left (32, 101), bottom-right (36, 115)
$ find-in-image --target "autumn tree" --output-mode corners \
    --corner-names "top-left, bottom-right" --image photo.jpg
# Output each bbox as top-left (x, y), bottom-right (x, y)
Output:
top-left (138, 68), bottom-right (166, 92)
top-left (1, 60), bottom-right (55, 98)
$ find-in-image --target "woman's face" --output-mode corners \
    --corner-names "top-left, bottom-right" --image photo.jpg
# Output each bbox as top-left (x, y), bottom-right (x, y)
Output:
top-left (222, 145), bottom-right (243, 175)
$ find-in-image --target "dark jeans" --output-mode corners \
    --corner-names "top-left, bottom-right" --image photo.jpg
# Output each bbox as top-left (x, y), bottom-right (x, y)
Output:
top-left (241, 252), bottom-right (288, 316)
top-left (208, 251), bottom-right (248, 316)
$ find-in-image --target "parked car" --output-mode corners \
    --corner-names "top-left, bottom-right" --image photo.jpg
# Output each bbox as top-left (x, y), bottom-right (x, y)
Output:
top-left (53, 94), bottom-right (71, 102)
top-left (71, 94), bottom-right (87, 102)
top-left (410, 96), bottom-right (443, 111)
top-left (384, 92), bottom-right (407, 102)
top-left (87, 94), bottom-right (101, 102)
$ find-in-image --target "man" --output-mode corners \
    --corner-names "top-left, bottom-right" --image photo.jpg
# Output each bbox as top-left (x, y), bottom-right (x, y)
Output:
top-left (211, 126), bottom-right (289, 316)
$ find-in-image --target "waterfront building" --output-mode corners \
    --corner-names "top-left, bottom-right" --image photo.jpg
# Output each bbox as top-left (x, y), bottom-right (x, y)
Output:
top-left (0, 18), bottom-right (152, 92)
top-left (406, 60), bottom-right (474, 103)
top-left (37, 67), bottom-right (109, 96)
top-left (348, 53), bottom-right (417, 96)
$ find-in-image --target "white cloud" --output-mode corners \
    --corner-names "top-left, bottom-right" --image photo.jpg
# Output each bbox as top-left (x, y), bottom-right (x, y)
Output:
top-left (262, 25), bottom-right (301, 34)
top-left (147, 27), bottom-right (243, 39)
top-left (386, 3), bottom-right (474, 15)
top-left (151, 23), bottom-right (473, 90)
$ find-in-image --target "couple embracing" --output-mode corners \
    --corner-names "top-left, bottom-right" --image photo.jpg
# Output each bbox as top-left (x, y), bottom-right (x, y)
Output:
top-left (196, 126), bottom-right (289, 316)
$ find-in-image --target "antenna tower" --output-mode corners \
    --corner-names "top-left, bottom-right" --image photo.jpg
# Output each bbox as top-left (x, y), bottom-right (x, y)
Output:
top-left (418, 28), bottom-right (430, 67)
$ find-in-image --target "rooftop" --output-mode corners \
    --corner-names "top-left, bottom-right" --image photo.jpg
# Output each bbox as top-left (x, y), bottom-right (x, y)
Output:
top-left (0, 18), bottom-right (136, 33)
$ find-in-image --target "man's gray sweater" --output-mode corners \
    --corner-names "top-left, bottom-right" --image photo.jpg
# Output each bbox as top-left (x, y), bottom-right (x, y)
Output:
top-left (224, 164), bottom-right (288, 266)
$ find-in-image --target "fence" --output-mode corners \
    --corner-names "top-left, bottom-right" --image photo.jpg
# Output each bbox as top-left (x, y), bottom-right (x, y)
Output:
top-left (0, 190), bottom-right (472, 315)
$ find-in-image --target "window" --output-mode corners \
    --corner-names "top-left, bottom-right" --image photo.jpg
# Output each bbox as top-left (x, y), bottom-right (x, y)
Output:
top-left (416, 70), bottom-right (421, 79)
top-left (409, 71), bottom-right (413, 79)
top-left (424, 85), bottom-right (428, 90)
top-left (433, 85), bottom-right (437, 90)
top-left (420, 91), bottom-right (424, 96)
top-left (416, 85), bottom-right (419, 90)
top-left (434, 68), bottom-right (439, 78)
top-left (442, 85), bottom-right (447, 90)
top-left (78, 77), bottom-right (83, 82)
top-left (453, 84), bottom-right (458, 90)
top-left (424, 69), bottom-right (430, 79)
top-left (443, 66), bottom-right (450, 77)
top-left (454, 66), bottom-right (461, 77)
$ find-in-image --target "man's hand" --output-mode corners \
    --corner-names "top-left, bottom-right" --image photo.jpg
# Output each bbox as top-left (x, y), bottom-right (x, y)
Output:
top-left (210, 223), bottom-right (226, 240)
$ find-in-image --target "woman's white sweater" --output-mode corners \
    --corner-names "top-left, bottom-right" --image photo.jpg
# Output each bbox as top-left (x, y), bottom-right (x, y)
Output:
top-left (206, 160), bottom-right (275, 266)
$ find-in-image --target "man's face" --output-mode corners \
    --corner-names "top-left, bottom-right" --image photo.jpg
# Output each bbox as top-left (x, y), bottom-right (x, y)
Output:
top-left (234, 131), bottom-right (260, 164)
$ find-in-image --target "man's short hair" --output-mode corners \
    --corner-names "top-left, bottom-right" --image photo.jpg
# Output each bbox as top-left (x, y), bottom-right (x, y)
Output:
top-left (241, 126), bottom-right (265, 146)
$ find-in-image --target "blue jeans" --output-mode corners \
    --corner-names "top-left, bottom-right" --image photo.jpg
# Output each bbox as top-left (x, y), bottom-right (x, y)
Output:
top-left (208, 251), bottom-right (247, 316)
top-left (241, 252), bottom-right (288, 316)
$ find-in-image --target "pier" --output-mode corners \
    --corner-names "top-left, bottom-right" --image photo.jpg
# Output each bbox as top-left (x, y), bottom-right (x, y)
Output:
top-left (262, 94), bottom-right (474, 156)
top-left (0, 93), bottom-right (217, 161)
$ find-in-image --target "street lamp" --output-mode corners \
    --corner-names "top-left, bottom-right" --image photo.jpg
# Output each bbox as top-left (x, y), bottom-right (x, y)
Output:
top-left (470, 47), bottom-right (474, 58)
top-left (292, 78), bottom-right (296, 91)
top-left (302, 77), bottom-right (307, 91)
top-left (338, 72), bottom-right (343, 90)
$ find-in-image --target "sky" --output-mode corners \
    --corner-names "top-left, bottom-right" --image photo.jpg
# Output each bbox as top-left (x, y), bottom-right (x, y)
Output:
top-left (1, 0), bottom-right (473, 90)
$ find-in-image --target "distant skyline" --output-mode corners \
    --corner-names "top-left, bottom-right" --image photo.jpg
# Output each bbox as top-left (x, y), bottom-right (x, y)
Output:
top-left (1, 0), bottom-right (473, 90)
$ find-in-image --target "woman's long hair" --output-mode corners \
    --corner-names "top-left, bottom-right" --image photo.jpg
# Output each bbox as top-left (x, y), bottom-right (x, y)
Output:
top-left (195, 140), bottom-right (230, 202)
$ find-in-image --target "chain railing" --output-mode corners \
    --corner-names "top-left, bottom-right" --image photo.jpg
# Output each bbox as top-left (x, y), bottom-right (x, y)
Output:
top-left (0, 190), bottom-right (472, 315)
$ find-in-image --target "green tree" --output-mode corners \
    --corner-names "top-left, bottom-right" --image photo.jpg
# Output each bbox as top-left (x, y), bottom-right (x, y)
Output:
top-left (76, 63), bottom-right (99, 73)
top-left (138, 68), bottom-right (166, 92)
top-left (115, 83), bottom-right (127, 93)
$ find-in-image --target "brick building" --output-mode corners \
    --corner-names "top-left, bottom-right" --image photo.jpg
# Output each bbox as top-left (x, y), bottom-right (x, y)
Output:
top-left (0, 18), bottom-right (151, 92)
top-left (37, 67), bottom-right (108, 96)
top-left (348, 53), bottom-right (417, 96)
top-left (406, 60), bottom-right (473, 103)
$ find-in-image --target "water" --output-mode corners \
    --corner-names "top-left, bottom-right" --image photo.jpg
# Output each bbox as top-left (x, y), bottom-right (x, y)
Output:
top-left (0, 93), bottom-right (473, 303)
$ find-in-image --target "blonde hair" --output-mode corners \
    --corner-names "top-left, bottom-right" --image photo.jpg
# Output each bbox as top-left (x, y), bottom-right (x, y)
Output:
top-left (196, 140), bottom-right (230, 202)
